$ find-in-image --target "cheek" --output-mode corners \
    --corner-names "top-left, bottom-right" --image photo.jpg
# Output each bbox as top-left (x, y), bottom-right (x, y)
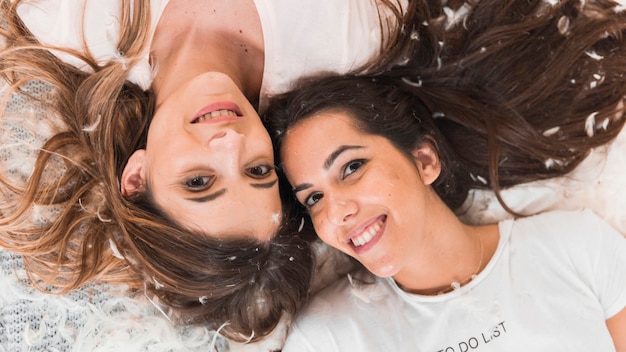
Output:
top-left (310, 214), bottom-right (334, 244)
top-left (252, 127), bottom-right (273, 150)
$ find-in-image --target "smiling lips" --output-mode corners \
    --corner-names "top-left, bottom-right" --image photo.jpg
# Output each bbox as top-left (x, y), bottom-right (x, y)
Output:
top-left (193, 109), bottom-right (240, 123)
top-left (350, 215), bottom-right (386, 247)
top-left (192, 101), bottom-right (243, 124)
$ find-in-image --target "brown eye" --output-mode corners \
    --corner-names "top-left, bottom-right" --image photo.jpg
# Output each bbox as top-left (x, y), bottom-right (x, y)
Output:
top-left (304, 192), bottom-right (323, 208)
top-left (342, 159), bottom-right (366, 179)
top-left (184, 175), bottom-right (213, 191)
top-left (246, 164), bottom-right (274, 179)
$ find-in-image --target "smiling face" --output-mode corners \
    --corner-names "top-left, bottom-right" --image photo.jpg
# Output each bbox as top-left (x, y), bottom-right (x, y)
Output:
top-left (121, 72), bottom-right (281, 241)
top-left (281, 111), bottom-right (442, 277)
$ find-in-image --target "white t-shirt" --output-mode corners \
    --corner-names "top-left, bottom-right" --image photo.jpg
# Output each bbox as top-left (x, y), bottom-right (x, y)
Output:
top-left (16, 0), bottom-right (402, 105)
top-left (253, 0), bottom-right (399, 110)
top-left (283, 210), bottom-right (626, 352)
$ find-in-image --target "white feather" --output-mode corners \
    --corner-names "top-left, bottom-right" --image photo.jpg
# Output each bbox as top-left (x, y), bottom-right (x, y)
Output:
top-left (108, 239), bottom-right (124, 259)
top-left (585, 112), bottom-right (598, 137)
top-left (82, 114), bottom-right (101, 133)
top-left (543, 126), bottom-right (560, 137)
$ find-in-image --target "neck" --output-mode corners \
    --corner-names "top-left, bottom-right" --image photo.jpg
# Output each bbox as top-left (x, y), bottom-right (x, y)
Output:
top-left (394, 195), bottom-right (499, 295)
top-left (150, 0), bottom-right (264, 106)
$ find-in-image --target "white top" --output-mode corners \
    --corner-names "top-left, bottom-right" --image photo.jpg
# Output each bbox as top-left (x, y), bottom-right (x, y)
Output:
top-left (283, 210), bottom-right (626, 352)
top-left (253, 0), bottom-right (397, 109)
top-left (17, 0), bottom-right (402, 106)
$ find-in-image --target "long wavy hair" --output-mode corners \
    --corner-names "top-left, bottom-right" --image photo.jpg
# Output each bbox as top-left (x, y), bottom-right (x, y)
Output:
top-left (0, 0), bottom-right (314, 342)
top-left (267, 0), bottom-right (626, 214)
top-left (383, 0), bottom-right (626, 211)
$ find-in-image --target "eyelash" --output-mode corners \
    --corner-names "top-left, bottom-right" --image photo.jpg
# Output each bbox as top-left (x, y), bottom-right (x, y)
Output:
top-left (301, 159), bottom-right (367, 208)
top-left (184, 175), bottom-right (214, 192)
top-left (342, 159), bottom-right (366, 179)
top-left (182, 163), bottom-right (274, 192)
top-left (246, 164), bottom-right (275, 179)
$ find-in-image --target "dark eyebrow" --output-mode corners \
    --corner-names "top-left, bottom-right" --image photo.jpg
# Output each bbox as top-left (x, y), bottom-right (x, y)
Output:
top-left (293, 183), bottom-right (313, 194)
top-left (185, 188), bottom-right (227, 203)
top-left (251, 179), bottom-right (278, 189)
top-left (323, 145), bottom-right (364, 170)
top-left (293, 145), bottom-right (364, 194)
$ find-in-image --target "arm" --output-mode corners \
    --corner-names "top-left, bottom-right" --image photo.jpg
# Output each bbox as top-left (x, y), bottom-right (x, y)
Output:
top-left (607, 306), bottom-right (626, 352)
top-left (566, 211), bottom-right (626, 350)
top-left (587, 212), bottom-right (626, 351)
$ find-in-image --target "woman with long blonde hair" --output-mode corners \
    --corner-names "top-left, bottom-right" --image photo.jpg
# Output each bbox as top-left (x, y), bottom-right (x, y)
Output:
top-left (0, 0), bottom-right (411, 343)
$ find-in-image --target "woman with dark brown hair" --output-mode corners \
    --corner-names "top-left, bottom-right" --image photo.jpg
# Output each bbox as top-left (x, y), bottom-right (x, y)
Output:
top-left (264, 0), bottom-right (626, 349)
top-left (270, 73), bottom-right (626, 352)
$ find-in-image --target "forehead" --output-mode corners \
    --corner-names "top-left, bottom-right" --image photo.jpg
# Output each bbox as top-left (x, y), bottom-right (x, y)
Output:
top-left (281, 112), bottom-right (367, 175)
top-left (282, 112), bottom-right (363, 159)
top-left (287, 111), bottom-right (361, 139)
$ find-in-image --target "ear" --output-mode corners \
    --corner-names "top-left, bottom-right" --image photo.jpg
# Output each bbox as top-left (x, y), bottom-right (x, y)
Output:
top-left (411, 141), bottom-right (441, 186)
top-left (121, 150), bottom-right (147, 197)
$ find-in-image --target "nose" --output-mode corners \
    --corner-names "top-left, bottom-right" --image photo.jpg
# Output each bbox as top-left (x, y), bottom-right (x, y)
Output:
top-left (207, 129), bottom-right (245, 149)
top-left (326, 197), bottom-right (358, 226)
top-left (205, 129), bottom-right (245, 172)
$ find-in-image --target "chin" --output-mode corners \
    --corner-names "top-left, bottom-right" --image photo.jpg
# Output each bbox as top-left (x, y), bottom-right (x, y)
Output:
top-left (367, 263), bottom-right (398, 278)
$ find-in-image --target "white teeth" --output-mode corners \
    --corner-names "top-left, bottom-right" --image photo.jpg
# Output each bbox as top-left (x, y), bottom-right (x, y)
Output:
top-left (352, 220), bottom-right (382, 247)
top-left (195, 109), bottom-right (238, 122)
